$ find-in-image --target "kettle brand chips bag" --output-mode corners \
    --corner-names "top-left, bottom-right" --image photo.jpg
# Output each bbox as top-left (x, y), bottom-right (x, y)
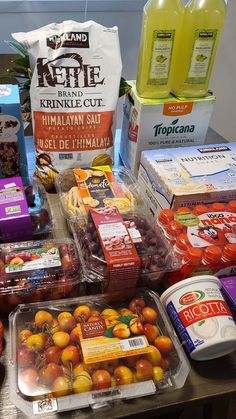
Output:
top-left (13, 20), bottom-right (122, 190)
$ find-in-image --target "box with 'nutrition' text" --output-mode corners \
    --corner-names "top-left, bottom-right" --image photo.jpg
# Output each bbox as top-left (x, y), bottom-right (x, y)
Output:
top-left (138, 143), bottom-right (236, 217)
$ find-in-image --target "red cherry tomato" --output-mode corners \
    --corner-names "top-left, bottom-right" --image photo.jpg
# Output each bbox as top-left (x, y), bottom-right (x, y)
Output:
top-left (154, 336), bottom-right (173, 354)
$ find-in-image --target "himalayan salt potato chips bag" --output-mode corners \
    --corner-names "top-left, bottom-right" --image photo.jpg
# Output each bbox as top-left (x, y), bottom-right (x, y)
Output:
top-left (13, 21), bottom-right (122, 190)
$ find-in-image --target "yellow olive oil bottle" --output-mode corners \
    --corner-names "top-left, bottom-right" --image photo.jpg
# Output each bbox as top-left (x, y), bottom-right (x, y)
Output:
top-left (172, 0), bottom-right (227, 97)
top-left (136, 0), bottom-right (184, 99)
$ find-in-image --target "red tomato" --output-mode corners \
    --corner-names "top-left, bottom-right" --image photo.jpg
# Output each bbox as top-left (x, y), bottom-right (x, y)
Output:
top-left (154, 336), bottom-right (173, 354)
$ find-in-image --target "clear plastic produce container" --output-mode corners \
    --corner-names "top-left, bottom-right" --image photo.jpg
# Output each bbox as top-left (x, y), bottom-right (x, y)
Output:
top-left (9, 288), bottom-right (190, 417)
top-left (55, 165), bottom-right (143, 223)
top-left (157, 202), bottom-right (236, 287)
top-left (56, 165), bottom-right (180, 291)
top-left (71, 210), bottom-right (180, 292)
top-left (24, 177), bottom-right (54, 238)
top-left (0, 238), bottom-right (82, 314)
top-left (0, 176), bottom-right (53, 243)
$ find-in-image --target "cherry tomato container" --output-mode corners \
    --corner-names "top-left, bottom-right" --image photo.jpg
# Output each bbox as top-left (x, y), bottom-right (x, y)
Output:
top-left (0, 176), bottom-right (53, 243)
top-left (9, 289), bottom-right (190, 417)
top-left (0, 238), bottom-right (83, 315)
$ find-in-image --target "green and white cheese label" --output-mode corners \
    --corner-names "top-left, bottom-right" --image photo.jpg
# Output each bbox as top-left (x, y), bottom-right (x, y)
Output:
top-left (148, 30), bottom-right (175, 86)
top-left (187, 29), bottom-right (218, 84)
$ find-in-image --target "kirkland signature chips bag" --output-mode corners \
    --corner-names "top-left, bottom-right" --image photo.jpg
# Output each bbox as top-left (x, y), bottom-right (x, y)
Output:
top-left (13, 20), bottom-right (122, 190)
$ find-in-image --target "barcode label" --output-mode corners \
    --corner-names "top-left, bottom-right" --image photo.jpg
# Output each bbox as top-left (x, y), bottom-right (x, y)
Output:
top-left (89, 380), bottom-right (156, 406)
top-left (33, 398), bottom-right (57, 414)
top-left (127, 227), bottom-right (142, 243)
top-left (120, 336), bottom-right (147, 351)
top-left (59, 153), bottom-right (73, 160)
top-left (92, 388), bottom-right (120, 400)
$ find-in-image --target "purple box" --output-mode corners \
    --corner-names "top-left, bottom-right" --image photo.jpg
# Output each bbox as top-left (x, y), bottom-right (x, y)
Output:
top-left (0, 177), bottom-right (32, 242)
top-left (220, 276), bottom-right (236, 321)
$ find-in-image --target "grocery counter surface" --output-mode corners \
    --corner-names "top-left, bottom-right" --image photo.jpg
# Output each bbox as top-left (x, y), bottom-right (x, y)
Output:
top-left (0, 128), bottom-right (235, 419)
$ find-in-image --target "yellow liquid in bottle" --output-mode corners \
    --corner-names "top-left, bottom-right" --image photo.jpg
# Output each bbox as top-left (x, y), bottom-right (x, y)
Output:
top-left (136, 0), bottom-right (184, 99)
top-left (171, 0), bottom-right (226, 97)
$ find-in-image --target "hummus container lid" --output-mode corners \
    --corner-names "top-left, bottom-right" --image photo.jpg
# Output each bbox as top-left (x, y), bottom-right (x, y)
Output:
top-left (161, 275), bottom-right (236, 361)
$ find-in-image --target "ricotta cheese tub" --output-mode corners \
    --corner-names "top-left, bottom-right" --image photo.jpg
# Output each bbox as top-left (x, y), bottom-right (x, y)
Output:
top-left (161, 275), bottom-right (236, 360)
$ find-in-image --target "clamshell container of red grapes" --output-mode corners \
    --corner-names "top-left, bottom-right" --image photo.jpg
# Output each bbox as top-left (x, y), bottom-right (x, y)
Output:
top-left (0, 238), bottom-right (83, 314)
top-left (9, 288), bottom-right (190, 417)
top-left (58, 166), bottom-right (180, 291)
top-left (71, 211), bottom-right (180, 292)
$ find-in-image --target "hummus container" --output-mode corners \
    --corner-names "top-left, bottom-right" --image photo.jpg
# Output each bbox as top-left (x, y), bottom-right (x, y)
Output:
top-left (161, 275), bottom-right (236, 361)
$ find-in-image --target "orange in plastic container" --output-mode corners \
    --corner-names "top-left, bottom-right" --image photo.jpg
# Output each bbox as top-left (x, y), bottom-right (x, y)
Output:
top-left (165, 220), bottom-right (184, 240)
top-left (221, 243), bottom-right (236, 265)
top-left (158, 209), bottom-right (174, 227)
top-left (193, 204), bottom-right (209, 216)
top-left (175, 233), bottom-right (191, 254)
top-left (192, 246), bottom-right (223, 276)
top-left (168, 247), bottom-right (203, 286)
top-left (203, 246), bottom-right (223, 265)
top-left (226, 200), bottom-right (236, 213)
top-left (158, 202), bottom-right (236, 285)
top-left (176, 207), bottom-right (191, 214)
top-left (210, 202), bottom-right (226, 212)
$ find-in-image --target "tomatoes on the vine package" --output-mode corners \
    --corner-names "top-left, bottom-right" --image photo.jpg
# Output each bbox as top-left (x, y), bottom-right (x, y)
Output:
top-left (9, 289), bottom-right (190, 417)
top-left (158, 201), bottom-right (236, 286)
top-left (0, 238), bottom-right (82, 314)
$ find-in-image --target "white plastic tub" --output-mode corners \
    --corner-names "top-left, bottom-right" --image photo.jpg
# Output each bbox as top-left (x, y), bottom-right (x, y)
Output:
top-left (161, 275), bottom-right (236, 361)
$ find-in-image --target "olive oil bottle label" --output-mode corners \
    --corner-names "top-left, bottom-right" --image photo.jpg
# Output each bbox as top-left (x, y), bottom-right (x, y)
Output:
top-left (148, 30), bottom-right (175, 86)
top-left (186, 29), bottom-right (218, 84)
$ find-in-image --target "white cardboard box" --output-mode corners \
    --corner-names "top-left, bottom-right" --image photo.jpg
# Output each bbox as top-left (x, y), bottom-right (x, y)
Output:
top-left (120, 81), bottom-right (215, 176)
top-left (138, 143), bottom-right (236, 217)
